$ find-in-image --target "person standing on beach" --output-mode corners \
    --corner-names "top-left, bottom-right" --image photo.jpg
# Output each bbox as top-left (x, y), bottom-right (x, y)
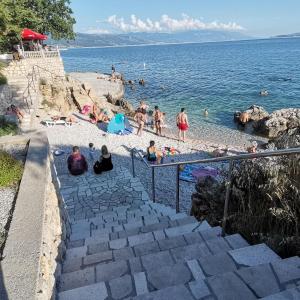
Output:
top-left (111, 64), bottom-right (115, 75)
top-left (153, 106), bottom-right (163, 136)
top-left (176, 108), bottom-right (189, 142)
top-left (134, 108), bottom-right (147, 136)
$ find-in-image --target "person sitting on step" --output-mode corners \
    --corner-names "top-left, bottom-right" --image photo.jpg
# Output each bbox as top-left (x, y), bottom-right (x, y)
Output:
top-left (67, 146), bottom-right (88, 176)
top-left (93, 145), bottom-right (113, 174)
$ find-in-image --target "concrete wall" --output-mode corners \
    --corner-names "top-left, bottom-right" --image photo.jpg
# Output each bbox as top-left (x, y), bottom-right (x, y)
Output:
top-left (0, 132), bottom-right (70, 300)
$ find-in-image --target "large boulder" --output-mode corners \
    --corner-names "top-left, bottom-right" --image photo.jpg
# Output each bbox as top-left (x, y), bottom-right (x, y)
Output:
top-left (258, 108), bottom-right (300, 138)
top-left (234, 105), bottom-right (269, 124)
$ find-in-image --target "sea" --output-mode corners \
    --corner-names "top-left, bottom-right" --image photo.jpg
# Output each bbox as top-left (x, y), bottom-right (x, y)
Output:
top-left (61, 38), bottom-right (300, 146)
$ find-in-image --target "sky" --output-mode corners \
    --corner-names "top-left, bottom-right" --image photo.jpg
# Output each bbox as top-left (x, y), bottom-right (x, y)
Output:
top-left (69, 0), bottom-right (300, 37)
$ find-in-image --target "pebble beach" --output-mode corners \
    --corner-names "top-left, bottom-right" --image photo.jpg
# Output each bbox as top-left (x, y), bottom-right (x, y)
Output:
top-left (38, 73), bottom-right (249, 212)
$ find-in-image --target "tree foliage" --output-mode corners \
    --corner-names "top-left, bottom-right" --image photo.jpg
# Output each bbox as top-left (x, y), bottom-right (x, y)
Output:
top-left (0, 0), bottom-right (76, 52)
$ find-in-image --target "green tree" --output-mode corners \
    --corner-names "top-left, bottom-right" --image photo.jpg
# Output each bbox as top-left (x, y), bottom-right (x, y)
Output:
top-left (0, 0), bottom-right (76, 52)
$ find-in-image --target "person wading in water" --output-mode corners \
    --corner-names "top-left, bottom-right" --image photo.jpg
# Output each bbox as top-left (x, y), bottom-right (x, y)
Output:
top-left (176, 108), bottom-right (189, 142)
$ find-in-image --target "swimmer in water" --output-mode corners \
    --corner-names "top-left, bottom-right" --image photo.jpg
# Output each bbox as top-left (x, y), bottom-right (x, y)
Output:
top-left (204, 109), bottom-right (208, 117)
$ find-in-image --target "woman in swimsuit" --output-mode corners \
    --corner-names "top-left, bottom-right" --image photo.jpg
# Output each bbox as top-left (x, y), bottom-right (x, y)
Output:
top-left (176, 108), bottom-right (189, 142)
top-left (147, 141), bottom-right (162, 164)
top-left (134, 108), bottom-right (146, 136)
top-left (153, 105), bottom-right (163, 136)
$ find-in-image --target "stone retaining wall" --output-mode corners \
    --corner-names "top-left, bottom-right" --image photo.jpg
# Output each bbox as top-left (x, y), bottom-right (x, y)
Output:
top-left (3, 56), bottom-right (65, 80)
top-left (0, 132), bottom-right (70, 300)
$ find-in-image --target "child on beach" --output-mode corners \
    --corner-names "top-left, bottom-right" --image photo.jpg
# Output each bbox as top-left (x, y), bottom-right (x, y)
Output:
top-left (88, 143), bottom-right (96, 162)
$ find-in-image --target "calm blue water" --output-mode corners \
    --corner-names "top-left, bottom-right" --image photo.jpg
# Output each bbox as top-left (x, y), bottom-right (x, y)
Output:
top-left (61, 38), bottom-right (300, 142)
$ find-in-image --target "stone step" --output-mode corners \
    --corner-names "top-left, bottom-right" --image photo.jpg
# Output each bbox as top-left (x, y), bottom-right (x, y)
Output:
top-left (69, 211), bottom-right (192, 242)
top-left (58, 242), bottom-right (282, 297)
top-left (70, 203), bottom-right (177, 227)
top-left (66, 220), bottom-right (211, 259)
top-left (261, 287), bottom-right (300, 299)
top-left (68, 202), bottom-right (177, 223)
top-left (63, 226), bottom-right (238, 274)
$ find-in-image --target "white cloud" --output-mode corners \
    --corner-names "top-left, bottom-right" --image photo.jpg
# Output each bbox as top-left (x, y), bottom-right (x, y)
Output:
top-left (107, 14), bottom-right (244, 33)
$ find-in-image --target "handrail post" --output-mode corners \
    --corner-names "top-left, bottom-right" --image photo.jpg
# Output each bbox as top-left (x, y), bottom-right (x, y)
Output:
top-left (152, 167), bottom-right (156, 203)
top-left (131, 150), bottom-right (135, 178)
top-left (176, 164), bottom-right (180, 213)
top-left (222, 160), bottom-right (234, 237)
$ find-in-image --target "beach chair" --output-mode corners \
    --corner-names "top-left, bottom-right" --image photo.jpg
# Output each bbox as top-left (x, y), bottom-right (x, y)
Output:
top-left (43, 119), bottom-right (73, 127)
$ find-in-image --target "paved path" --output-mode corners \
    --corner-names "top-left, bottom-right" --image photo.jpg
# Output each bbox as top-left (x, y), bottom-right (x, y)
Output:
top-left (53, 160), bottom-right (300, 299)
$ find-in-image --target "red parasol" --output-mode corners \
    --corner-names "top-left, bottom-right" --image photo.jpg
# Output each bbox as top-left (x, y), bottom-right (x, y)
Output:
top-left (21, 28), bottom-right (47, 40)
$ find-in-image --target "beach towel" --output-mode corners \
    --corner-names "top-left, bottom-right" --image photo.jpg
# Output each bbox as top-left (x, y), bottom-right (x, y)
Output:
top-left (179, 165), bottom-right (219, 182)
top-left (107, 113), bottom-right (133, 135)
top-left (81, 104), bottom-right (91, 115)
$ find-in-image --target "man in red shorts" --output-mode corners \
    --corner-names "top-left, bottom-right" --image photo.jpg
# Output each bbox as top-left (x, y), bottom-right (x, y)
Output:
top-left (176, 108), bottom-right (189, 142)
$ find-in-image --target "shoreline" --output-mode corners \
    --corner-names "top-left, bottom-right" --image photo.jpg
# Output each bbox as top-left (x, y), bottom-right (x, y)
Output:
top-left (68, 71), bottom-right (266, 151)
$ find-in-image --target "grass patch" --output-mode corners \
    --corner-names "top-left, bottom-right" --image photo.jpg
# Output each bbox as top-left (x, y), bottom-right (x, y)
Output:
top-left (0, 150), bottom-right (23, 188)
top-left (0, 117), bottom-right (18, 137)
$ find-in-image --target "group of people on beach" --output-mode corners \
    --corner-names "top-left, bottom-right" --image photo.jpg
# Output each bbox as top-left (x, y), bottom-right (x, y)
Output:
top-left (134, 101), bottom-right (189, 142)
top-left (67, 144), bottom-right (113, 176)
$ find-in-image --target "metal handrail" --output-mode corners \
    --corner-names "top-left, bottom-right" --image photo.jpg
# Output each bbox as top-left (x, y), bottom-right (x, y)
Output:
top-left (131, 146), bottom-right (300, 236)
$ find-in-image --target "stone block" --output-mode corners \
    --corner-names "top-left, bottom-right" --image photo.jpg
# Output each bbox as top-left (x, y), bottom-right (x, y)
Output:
top-left (59, 282), bottom-right (108, 300)
top-left (141, 251), bottom-right (174, 271)
top-left (260, 287), bottom-right (300, 299)
top-left (199, 226), bottom-right (222, 241)
top-left (66, 246), bottom-right (87, 260)
top-left (113, 247), bottom-right (135, 261)
top-left (134, 272), bottom-right (149, 295)
top-left (119, 228), bottom-right (140, 238)
top-left (87, 242), bottom-right (109, 255)
top-left (198, 253), bottom-right (237, 276)
top-left (141, 222), bottom-right (169, 233)
top-left (59, 267), bottom-right (95, 291)
top-left (96, 260), bottom-right (128, 282)
top-left (63, 257), bottom-right (83, 273)
top-left (147, 263), bottom-right (192, 289)
top-left (186, 259), bottom-right (205, 280)
top-left (128, 232), bottom-right (154, 247)
top-left (206, 237), bottom-right (231, 254)
top-left (134, 241), bottom-right (160, 256)
top-left (271, 257), bottom-right (300, 285)
top-left (129, 257), bottom-right (143, 273)
top-left (83, 250), bottom-right (113, 266)
top-left (67, 239), bottom-right (85, 249)
top-left (158, 235), bottom-right (186, 251)
top-left (109, 275), bottom-right (133, 300)
top-left (153, 230), bottom-right (166, 241)
top-left (85, 234), bottom-right (110, 246)
top-left (169, 213), bottom-right (188, 220)
top-left (124, 220), bottom-right (143, 231)
top-left (189, 279), bottom-right (211, 299)
top-left (109, 238), bottom-right (128, 250)
top-left (229, 243), bottom-right (280, 267)
top-left (171, 243), bottom-right (211, 263)
top-left (237, 264), bottom-right (281, 297)
top-left (133, 284), bottom-right (194, 300)
top-left (176, 216), bottom-right (198, 226)
top-left (225, 233), bottom-right (249, 249)
top-left (207, 272), bottom-right (256, 300)
top-left (165, 222), bottom-right (199, 238)
top-left (184, 232), bottom-right (203, 245)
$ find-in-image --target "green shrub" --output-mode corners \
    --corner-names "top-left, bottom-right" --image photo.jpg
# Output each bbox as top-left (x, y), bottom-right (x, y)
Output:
top-left (0, 73), bottom-right (7, 85)
top-left (0, 117), bottom-right (18, 137)
top-left (0, 150), bottom-right (23, 187)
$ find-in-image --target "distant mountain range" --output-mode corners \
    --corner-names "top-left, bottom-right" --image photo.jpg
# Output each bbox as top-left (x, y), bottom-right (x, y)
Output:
top-left (48, 30), bottom-right (252, 48)
top-left (273, 32), bottom-right (300, 38)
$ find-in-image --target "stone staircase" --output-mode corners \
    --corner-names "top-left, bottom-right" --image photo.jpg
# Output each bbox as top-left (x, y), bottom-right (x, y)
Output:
top-left (55, 166), bottom-right (300, 300)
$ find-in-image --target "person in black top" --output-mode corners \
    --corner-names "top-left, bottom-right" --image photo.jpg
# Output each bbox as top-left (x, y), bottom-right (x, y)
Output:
top-left (93, 145), bottom-right (113, 174)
